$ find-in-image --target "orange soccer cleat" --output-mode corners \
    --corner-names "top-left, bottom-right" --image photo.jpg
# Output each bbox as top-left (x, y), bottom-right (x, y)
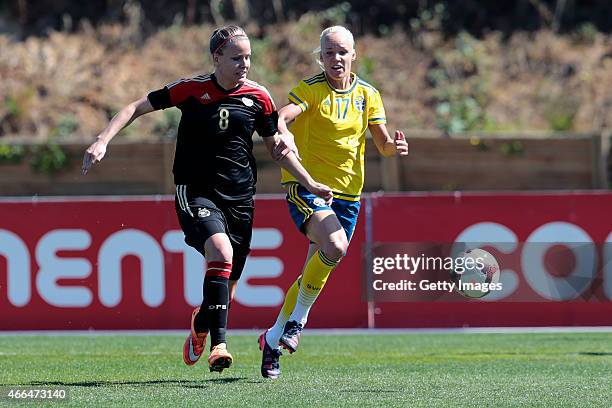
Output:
top-left (208, 343), bottom-right (233, 372)
top-left (182, 307), bottom-right (208, 366)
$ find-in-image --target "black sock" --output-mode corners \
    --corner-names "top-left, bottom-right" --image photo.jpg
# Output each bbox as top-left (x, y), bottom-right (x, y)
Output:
top-left (202, 259), bottom-right (233, 346)
top-left (204, 275), bottom-right (229, 347)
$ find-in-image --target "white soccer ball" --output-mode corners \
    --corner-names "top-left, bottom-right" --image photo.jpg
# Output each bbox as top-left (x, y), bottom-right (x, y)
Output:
top-left (451, 248), bottom-right (500, 299)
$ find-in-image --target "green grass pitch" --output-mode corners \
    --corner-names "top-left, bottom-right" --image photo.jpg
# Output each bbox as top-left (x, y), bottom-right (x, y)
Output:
top-left (1, 331), bottom-right (611, 407)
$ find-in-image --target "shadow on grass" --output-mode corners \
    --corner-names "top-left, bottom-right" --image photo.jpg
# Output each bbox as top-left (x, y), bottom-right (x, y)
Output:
top-left (4, 377), bottom-right (248, 388)
top-left (576, 352), bottom-right (612, 356)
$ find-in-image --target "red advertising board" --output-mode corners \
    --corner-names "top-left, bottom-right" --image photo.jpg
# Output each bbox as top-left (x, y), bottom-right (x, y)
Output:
top-left (1, 192), bottom-right (611, 330)
top-left (370, 192), bottom-right (612, 327)
top-left (0, 196), bottom-right (366, 330)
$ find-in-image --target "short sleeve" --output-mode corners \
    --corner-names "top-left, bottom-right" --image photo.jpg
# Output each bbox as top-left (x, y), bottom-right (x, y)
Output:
top-left (255, 110), bottom-right (279, 138)
top-left (253, 84), bottom-right (278, 137)
top-left (256, 85), bottom-right (276, 115)
top-left (147, 78), bottom-right (197, 110)
top-left (168, 78), bottom-right (200, 106)
top-left (147, 88), bottom-right (171, 110)
top-left (288, 81), bottom-right (311, 112)
top-left (367, 89), bottom-right (386, 125)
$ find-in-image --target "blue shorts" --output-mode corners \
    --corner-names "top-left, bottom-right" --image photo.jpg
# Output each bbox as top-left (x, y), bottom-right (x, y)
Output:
top-left (285, 183), bottom-right (361, 241)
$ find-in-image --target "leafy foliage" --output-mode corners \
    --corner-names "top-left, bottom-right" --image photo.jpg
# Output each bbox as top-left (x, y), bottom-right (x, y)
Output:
top-left (30, 143), bottom-right (68, 174)
top-left (1, 5), bottom-right (611, 139)
top-left (0, 144), bottom-right (25, 164)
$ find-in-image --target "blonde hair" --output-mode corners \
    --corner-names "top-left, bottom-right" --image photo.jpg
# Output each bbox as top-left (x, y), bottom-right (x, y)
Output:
top-left (314, 26), bottom-right (355, 69)
top-left (210, 25), bottom-right (249, 55)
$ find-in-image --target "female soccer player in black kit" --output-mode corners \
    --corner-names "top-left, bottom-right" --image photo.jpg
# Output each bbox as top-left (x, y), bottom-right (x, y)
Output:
top-left (82, 25), bottom-right (332, 373)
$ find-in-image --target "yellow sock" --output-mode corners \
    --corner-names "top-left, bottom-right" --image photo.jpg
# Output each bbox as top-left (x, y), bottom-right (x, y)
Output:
top-left (265, 277), bottom-right (301, 347)
top-left (278, 277), bottom-right (300, 322)
top-left (289, 251), bottom-right (338, 324)
top-left (265, 251), bottom-right (338, 347)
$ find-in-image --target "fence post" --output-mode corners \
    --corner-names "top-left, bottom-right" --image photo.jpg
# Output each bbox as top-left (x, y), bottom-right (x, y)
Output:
top-left (599, 130), bottom-right (611, 189)
top-left (381, 154), bottom-right (400, 191)
top-left (364, 194), bottom-right (376, 329)
top-left (162, 140), bottom-right (175, 194)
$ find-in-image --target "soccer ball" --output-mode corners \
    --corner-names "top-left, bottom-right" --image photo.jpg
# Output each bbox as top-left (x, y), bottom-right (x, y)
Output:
top-left (450, 248), bottom-right (500, 299)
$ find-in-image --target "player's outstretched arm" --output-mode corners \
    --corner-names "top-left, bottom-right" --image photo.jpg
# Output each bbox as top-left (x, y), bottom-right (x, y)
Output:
top-left (370, 124), bottom-right (409, 158)
top-left (263, 135), bottom-right (333, 204)
top-left (82, 95), bottom-right (155, 174)
top-left (271, 103), bottom-right (303, 161)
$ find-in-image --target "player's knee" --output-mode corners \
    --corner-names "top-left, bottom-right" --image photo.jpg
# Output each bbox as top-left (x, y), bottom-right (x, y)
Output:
top-left (216, 246), bottom-right (233, 264)
top-left (322, 238), bottom-right (348, 262)
top-left (205, 241), bottom-right (233, 263)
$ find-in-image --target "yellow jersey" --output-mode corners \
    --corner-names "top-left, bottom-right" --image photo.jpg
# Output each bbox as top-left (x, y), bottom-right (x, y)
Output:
top-left (280, 72), bottom-right (386, 201)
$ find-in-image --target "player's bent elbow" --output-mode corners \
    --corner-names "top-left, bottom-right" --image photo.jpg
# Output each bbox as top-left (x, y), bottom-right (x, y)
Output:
top-left (273, 147), bottom-right (292, 163)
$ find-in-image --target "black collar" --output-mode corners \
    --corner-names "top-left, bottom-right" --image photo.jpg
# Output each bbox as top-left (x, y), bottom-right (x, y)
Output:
top-left (211, 73), bottom-right (243, 94)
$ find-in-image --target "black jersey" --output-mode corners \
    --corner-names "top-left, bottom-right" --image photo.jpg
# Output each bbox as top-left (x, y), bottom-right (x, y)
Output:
top-left (148, 74), bottom-right (278, 201)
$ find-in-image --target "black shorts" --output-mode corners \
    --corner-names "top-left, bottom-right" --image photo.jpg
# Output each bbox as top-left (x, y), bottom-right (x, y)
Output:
top-left (175, 185), bottom-right (254, 280)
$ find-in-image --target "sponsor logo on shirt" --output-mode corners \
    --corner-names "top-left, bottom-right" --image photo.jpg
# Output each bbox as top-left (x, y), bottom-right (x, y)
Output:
top-left (313, 197), bottom-right (326, 207)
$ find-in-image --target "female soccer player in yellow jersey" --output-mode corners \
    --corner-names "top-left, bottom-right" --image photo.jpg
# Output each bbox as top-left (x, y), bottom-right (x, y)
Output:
top-left (259, 25), bottom-right (408, 378)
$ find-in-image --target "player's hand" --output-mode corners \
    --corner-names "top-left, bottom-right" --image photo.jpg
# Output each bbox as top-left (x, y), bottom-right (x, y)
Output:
top-left (306, 181), bottom-right (333, 206)
top-left (82, 138), bottom-right (107, 175)
top-left (394, 131), bottom-right (408, 156)
top-left (272, 132), bottom-right (301, 161)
